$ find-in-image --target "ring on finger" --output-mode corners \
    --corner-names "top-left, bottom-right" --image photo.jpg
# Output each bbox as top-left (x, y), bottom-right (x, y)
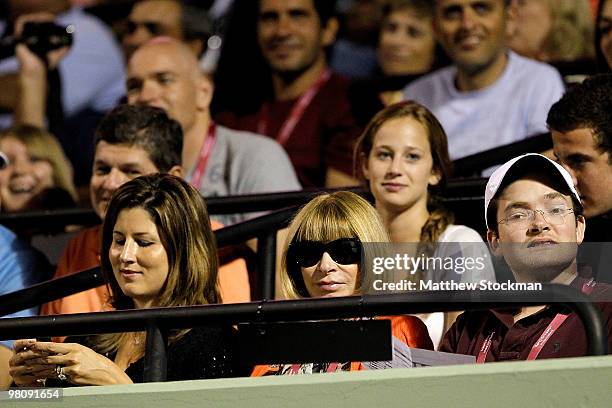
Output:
top-left (55, 365), bottom-right (68, 381)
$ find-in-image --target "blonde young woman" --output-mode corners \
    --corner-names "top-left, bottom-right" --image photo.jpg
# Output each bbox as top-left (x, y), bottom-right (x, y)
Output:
top-left (0, 125), bottom-right (77, 212)
top-left (355, 101), bottom-right (496, 348)
top-left (508, 0), bottom-right (595, 62)
top-left (252, 191), bottom-right (433, 376)
top-left (9, 174), bottom-right (241, 386)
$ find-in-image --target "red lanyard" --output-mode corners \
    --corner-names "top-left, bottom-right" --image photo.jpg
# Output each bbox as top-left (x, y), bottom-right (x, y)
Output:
top-left (476, 279), bottom-right (596, 363)
top-left (257, 69), bottom-right (331, 146)
top-left (287, 362), bottom-right (339, 375)
top-left (190, 121), bottom-right (217, 187)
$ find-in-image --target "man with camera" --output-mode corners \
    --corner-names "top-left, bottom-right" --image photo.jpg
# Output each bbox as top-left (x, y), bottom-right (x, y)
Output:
top-left (0, 0), bottom-right (125, 187)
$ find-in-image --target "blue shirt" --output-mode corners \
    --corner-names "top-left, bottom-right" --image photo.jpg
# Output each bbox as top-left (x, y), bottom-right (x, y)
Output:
top-left (0, 7), bottom-right (125, 125)
top-left (0, 225), bottom-right (49, 349)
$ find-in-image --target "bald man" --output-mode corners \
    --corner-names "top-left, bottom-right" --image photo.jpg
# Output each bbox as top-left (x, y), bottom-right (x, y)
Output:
top-left (127, 39), bottom-right (301, 225)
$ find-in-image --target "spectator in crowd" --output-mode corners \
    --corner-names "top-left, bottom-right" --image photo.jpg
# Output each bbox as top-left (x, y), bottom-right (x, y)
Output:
top-left (348, 0), bottom-right (450, 127)
top-left (252, 191), bottom-right (433, 376)
top-left (508, 0), bottom-right (595, 63)
top-left (354, 101), bottom-right (495, 347)
top-left (9, 174), bottom-right (245, 386)
top-left (214, 0), bottom-right (363, 188)
top-left (548, 75), bottom-right (612, 226)
top-left (440, 153), bottom-right (612, 360)
top-left (377, 0), bottom-right (438, 79)
top-left (121, 0), bottom-right (213, 61)
top-left (596, 0), bottom-right (612, 71)
top-left (548, 75), bottom-right (612, 284)
top-left (329, 0), bottom-right (383, 79)
top-left (0, 0), bottom-right (125, 186)
top-left (126, 38), bottom-right (301, 225)
top-left (402, 0), bottom-right (565, 160)
top-left (41, 105), bottom-right (250, 322)
top-left (0, 125), bottom-right (77, 212)
top-left (0, 151), bottom-right (51, 390)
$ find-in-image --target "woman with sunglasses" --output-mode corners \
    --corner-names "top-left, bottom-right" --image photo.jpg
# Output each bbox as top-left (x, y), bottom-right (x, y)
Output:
top-left (354, 101), bottom-right (495, 348)
top-left (252, 191), bottom-right (433, 376)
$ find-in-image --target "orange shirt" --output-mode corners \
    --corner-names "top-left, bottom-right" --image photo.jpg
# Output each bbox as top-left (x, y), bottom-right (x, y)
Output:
top-left (41, 220), bottom-right (250, 319)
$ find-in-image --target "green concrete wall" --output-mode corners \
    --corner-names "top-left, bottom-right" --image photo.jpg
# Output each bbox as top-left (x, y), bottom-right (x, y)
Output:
top-left (4, 356), bottom-right (612, 408)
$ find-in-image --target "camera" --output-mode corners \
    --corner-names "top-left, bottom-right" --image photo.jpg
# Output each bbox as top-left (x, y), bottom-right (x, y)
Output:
top-left (0, 21), bottom-right (74, 61)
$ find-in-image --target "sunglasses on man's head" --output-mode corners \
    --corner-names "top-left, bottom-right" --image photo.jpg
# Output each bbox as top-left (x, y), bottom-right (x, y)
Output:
top-left (287, 238), bottom-right (362, 268)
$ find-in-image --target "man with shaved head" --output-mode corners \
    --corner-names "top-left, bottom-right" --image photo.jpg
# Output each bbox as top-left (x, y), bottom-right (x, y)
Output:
top-left (127, 38), bottom-right (300, 225)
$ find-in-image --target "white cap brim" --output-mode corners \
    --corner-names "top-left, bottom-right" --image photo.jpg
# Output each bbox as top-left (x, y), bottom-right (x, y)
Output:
top-left (484, 153), bottom-right (581, 229)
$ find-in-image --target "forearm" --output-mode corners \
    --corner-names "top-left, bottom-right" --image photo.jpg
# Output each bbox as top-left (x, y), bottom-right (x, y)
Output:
top-left (0, 73), bottom-right (19, 110)
top-left (14, 72), bottom-right (47, 128)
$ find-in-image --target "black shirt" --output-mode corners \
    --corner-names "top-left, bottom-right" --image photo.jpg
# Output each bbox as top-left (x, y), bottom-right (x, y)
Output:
top-left (47, 325), bottom-right (247, 386)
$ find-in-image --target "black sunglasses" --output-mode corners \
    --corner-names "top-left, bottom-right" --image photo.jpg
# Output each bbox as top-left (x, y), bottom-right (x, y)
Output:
top-left (287, 238), bottom-right (362, 268)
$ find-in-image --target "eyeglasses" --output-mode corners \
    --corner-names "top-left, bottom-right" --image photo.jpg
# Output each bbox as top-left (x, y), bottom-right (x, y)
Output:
top-left (126, 20), bottom-right (163, 36)
top-left (287, 238), bottom-right (361, 268)
top-left (498, 207), bottom-right (575, 227)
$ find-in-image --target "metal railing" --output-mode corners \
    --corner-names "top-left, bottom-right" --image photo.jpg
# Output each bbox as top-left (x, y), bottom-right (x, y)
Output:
top-left (0, 205), bottom-right (301, 317)
top-left (0, 179), bottom-right (487, 232)
top-left (0, 176), bottom-right (487, 316)
top-left (453, 133), bottom-right (553, 177)
top-left (0, 285), bottom-right (606, 382)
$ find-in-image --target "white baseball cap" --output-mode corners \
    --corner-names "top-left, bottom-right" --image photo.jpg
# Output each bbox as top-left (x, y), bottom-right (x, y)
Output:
top-left (0, 151), bottom-right (8, 170)
top-left (484, 153), bottom-right (582, 229)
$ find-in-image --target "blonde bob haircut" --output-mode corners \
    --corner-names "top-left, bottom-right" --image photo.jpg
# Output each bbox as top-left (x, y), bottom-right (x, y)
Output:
top-left (0, 125), bottom-right (77, 203)
top-left (280, 191), bottom-right (389, 299)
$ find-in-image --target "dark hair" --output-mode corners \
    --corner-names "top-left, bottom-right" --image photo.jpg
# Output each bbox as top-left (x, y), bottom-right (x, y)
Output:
top-left (434, 0), bottom-right (510, 8)
top-left (101, 173), bottom-right (219, 311)
top-left (313, 0), bottom-right (337, 26)
top-left (257, 0), bottom-right (337, 26)
top-left (95, 104), bottom-right (183, 172)
top-left (180, 1), bottom-right (213, 57)
top-left (383, 0), bottom-right (434, 17)
top-left (97, 173), bottom-right (218, 353)
top-left (596, 0), bottom-right (612, 73)
top-left (487, 170), bottom-right (584, 235)
top-left (547, 74), bottom-right (612, 160)
top-left (354, 101), bottom-right (454, 243)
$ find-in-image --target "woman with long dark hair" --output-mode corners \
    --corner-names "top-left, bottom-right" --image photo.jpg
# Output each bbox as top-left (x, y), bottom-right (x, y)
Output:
top-left (9, 174), bottom-right (240, 386)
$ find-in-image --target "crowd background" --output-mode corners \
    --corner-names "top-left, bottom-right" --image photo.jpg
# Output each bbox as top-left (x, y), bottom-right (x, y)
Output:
top-left (1, 0), bottom-right (612, 390)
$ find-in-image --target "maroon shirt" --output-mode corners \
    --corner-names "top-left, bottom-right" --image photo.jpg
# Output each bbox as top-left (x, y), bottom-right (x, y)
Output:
top-left (439, 277), bottom-right (612, 361)
top-left (216, 73), bottom-right (362, 188)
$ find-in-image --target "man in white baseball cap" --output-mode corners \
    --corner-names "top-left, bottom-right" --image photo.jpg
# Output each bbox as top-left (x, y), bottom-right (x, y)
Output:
top-left (440, 153), bottom-right (612, 361)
